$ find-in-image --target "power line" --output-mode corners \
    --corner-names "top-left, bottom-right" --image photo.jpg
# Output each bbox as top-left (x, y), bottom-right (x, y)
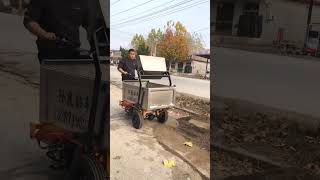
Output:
top-left (114, 0), bottom-right (208, 28)
top-left (114, 0), bottom-right (194, 26)
top-left (111, 0), bottom-right (196, 27)
top-left (111, 28), bottom-right (135, 36)
top-left (112, 0), bottom-right (178, 22)
top-left (111, 0), bottom-right (157, 17)
top-left (113, 0), bottom-right (208, 28)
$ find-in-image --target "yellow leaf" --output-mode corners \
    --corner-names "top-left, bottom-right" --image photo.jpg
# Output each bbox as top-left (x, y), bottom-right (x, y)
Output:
top-left (184, 141), bottom-right (193, 147)
top-left (163, 159), bottom-right (176, 168)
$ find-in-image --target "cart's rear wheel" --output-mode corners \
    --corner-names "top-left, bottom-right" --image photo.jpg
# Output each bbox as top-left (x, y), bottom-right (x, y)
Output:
top-left (132, 109), bottom-right (144, 129)
top-left (157, 110), bottom-right (168, 123)
top-left (65, 152), bottom-right (106, 180)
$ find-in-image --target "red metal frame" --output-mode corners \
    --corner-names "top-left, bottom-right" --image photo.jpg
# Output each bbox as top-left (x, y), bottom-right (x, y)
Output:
top-left (30, 122), bottom-right (82, 146)
top-left (119, 100), bottom-right (167, 118)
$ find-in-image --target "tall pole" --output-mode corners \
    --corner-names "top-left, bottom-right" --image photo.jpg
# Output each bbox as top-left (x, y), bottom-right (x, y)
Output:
top-left (304, 0), bottom-right (314, 53)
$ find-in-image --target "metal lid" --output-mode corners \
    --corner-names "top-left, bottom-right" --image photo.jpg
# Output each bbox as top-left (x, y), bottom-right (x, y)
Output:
top-left (139, 55), bottom-right (167, 72)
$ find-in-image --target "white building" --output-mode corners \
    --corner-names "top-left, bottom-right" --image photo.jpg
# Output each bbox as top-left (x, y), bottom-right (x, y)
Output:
top-left (212, 0), bottom-right (320, 47)
top-left (110, 50), bottom-right (121, 65)
top-left (169, 49), bottom-right (210, 78)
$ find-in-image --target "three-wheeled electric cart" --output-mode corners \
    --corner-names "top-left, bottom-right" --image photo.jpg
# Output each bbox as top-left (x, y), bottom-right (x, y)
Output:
top-left (29, 1), bottom-right (110, 179)
top-left (120, 55), bottom-right (176, 129)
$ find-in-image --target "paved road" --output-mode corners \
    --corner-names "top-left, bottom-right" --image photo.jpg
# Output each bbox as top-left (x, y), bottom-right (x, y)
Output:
top-left (214, 47), bottom-right (320, 118)
top-left (110, 65), bottom-right (210, 99)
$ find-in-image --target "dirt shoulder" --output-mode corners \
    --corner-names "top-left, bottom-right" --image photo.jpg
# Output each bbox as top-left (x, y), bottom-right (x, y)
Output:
top-left (213, 96), bottom-right (320, 179)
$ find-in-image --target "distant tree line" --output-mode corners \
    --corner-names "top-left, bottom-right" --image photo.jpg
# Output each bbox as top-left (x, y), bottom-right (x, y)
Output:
top-left (119, 21), bottom-right (205, 65)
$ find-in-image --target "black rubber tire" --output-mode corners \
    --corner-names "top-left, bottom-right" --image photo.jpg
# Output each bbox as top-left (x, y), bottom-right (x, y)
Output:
top-left (65, 152), bottom-right (106, 180)
top-left (157, 110), bottom-right (168, 123)
top-left (132, 109), bottom-right (144, 129)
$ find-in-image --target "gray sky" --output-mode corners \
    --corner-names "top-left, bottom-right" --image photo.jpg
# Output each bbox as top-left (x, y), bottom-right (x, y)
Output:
top-left (110, 0), bottom-right (210, 50)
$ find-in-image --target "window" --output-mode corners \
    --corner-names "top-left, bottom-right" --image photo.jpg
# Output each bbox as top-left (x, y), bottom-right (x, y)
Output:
top-left (215, 2), bottom-right (234, 34)
top-left (184, 61), bottom-right (192, 73)
top-left (171, 62), bottom-right (176, 69)
top-left (177, 62), bottom-right (184, 73)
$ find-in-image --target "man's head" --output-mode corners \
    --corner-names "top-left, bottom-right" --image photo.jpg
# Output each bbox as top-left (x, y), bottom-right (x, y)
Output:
top-left (128, 49), bottom-right (136, 60)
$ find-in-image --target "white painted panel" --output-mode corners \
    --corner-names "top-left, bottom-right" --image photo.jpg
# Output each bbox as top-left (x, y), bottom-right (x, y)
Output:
top-left (139, 55), bottom-right (167, 72)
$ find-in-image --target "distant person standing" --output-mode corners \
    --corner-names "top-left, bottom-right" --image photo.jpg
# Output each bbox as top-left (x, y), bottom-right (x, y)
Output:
top-left (118, 49), bottom-right (141, 81)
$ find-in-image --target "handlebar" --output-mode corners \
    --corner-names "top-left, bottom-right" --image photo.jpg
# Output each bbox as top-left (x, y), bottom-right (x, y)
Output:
top-left (54, 37), bottom-right (78, 48)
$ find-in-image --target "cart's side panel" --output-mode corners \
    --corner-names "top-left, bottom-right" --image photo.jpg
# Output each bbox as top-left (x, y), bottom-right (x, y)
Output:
top-left (122, 81), bottom-right (147, 105)
top-left (146, 88), bottom-right (175, 110)
top-left (40, 64), bottom-right (108, 135)
top-left (122, 81), bottom-right (175, 110)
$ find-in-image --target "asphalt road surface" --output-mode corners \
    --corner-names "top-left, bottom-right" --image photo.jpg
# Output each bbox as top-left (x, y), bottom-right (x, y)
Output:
top-left (214, 47), bottom-right (320, 118)
top-left (110, 65), bottom-right (210, 99)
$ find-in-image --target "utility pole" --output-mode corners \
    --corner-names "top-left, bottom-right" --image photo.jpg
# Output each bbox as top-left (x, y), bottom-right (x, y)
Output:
top-left (304, 0), bottom-right (314, 53)
top-left (154, 41), bottom-right (159, 56)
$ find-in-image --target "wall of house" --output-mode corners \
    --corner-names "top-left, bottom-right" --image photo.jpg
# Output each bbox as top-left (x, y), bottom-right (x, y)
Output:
top-left (259, 0), bottom-right (320, 45)
top-left (192, 61), bottom-right (210, 75)
top-left (213, 0), bottom-right (320, 46)
top-left (232, 0), bottom-right (261, 35)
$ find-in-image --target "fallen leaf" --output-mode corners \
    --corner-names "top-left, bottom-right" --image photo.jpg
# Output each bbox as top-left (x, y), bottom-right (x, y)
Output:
top-left (184, 141), bottom-right (193, 147)
top-left (163, 160), bottom-right (176, 168)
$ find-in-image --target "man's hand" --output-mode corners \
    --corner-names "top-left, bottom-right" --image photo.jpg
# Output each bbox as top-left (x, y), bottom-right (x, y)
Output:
top-left (43, 32), bottom-right (57, 40)
top-left (25, 20), bottom-right (57, 41)
top-left (122, 71), bottom-right (128, 75)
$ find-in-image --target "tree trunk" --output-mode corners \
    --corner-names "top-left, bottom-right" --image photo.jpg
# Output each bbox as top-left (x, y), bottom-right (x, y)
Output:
top-left (167, 60), bottom-right (172, 71)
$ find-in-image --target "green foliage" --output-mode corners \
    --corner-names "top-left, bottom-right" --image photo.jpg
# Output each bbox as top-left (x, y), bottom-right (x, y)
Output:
top-left (146, 28), bottom-right (162, 56)
top-left (131, 34), bottom-right (146, 50)
top-left (119, 46), bottom-right (128, 59)
top-left (137, 43), bottom-right (150, 56)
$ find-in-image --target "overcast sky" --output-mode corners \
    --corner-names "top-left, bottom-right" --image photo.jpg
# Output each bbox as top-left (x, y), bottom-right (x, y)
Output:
top-left (110, 0), bottom-right (210, 50)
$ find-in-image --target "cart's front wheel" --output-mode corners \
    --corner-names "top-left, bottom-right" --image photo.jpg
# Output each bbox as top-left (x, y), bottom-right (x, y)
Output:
top-left (65, 152), bottom-right (106, 180)
top-left (132, 110), bottom-right (144, 129)
top-left (157, 110), bottom-right (168, 123)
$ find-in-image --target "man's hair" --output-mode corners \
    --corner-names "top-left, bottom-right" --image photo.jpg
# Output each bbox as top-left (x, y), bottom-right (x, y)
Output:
top-left (128, 49), bottom-right (135, 53)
